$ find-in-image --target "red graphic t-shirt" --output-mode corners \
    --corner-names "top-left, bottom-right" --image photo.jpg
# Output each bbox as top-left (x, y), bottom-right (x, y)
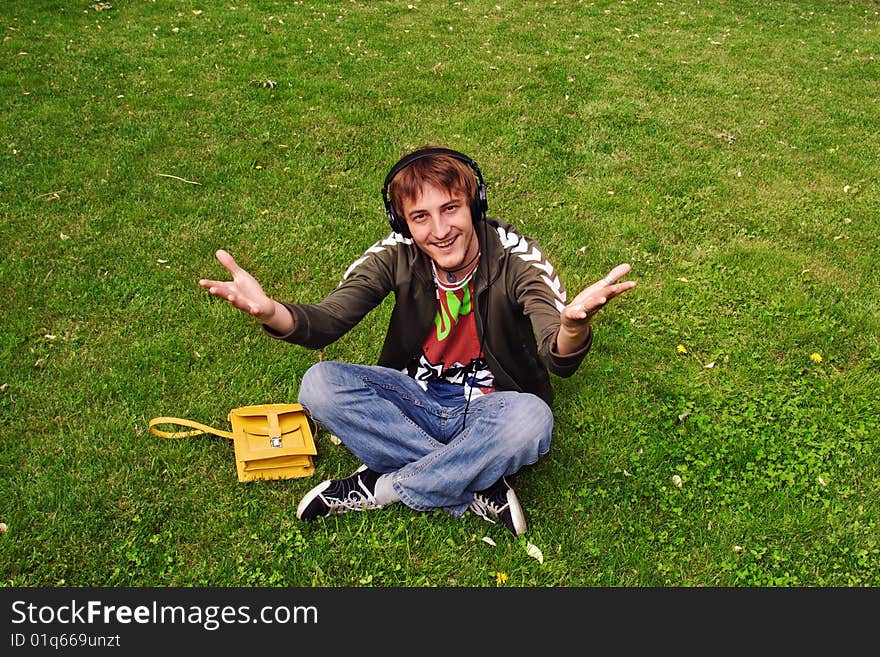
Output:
top-left (406, 279), bottom-right (495, 399)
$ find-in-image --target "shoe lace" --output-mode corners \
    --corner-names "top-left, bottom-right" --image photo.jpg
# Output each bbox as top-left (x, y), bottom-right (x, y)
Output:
top-left (322, 475), bottom-right (382, 513)
top-left (469, 489), bottom-right (507, 523)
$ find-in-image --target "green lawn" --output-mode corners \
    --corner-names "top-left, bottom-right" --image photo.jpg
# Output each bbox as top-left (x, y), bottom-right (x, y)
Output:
top-left (1, 0), bottom-right (878, 587)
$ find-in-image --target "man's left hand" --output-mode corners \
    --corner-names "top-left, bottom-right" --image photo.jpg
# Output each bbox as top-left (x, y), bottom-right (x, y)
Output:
top-left (557, 263), bottom-right (636, 354)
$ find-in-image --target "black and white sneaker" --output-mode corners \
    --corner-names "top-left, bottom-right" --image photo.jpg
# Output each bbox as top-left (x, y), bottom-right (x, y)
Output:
top-left (296, 465), bottom-right (383, 521)
top-left (469, 476), bottom-right (527, 536)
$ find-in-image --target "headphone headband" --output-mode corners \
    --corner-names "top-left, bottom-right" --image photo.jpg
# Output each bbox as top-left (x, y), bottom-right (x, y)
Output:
top-left (382, 147), bottom-right (484, 192)
top-left (381, 147), bottom-right (487, 237)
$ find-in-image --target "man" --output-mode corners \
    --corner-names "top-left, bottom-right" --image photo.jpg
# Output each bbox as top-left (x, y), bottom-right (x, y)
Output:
top-left (199, 146), bottom-right (635, 536)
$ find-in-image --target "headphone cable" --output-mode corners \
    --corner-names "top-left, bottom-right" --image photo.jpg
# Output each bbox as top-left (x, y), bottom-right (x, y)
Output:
top-left (460, 215), bottom-right (491, 433)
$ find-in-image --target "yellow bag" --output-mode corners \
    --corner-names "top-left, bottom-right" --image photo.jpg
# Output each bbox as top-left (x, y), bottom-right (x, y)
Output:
top-left (149, 403), bottom-right (317, 482)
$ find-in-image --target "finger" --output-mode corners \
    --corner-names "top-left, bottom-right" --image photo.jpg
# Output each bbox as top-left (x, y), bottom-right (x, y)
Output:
top-left (584, 297), bottom-right (606, 313)
top-left (215, 249), bottom-right (242, 276)
top-left (570, 297), bottom-right (606, 319)
top-left (608, 279), bottom-right (637, 292)
top-left (200, 280), bottom-right (237, 300)
top-left (601, 263), bottom-right (631, 284)
top-left (596, 282), bottom-right (635, 305)
top-left (200, 278), bottom-right (234, 292)
top-left (601, 263), bottom-right (632, 286)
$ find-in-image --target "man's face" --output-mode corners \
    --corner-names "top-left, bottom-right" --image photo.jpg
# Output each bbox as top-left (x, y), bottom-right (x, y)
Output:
top-left (400, 183), bottom-right (478, 273)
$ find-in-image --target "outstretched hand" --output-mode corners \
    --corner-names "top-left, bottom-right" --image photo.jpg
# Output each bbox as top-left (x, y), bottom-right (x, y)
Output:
top-left (198, 249), bottom-right (277, 321)
top-left (557, 263), bottom-right (636, 355)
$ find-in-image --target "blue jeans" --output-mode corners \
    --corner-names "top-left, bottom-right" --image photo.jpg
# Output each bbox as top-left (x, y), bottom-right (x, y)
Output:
top-left (297, 361), bottom-right (553, 517)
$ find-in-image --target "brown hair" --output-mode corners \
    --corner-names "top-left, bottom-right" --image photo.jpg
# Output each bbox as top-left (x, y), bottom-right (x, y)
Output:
top-left (388, 149), bottom-right (476, 219)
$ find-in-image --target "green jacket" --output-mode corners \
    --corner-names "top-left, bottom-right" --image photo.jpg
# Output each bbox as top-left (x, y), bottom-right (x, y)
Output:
top-left (266, 217), bottom-right (592, 407)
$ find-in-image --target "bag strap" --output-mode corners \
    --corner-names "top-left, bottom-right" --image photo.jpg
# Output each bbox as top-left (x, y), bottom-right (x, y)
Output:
top-left (148, 416), bottom-right (234, 440)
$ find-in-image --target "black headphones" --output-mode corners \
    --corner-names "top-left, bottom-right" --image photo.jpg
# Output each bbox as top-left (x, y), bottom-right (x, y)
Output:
top-left (381, 147), bottom-right (488, 238)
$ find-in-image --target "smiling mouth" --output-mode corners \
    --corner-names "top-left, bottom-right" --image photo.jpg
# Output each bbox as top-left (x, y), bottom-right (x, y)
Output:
top-left (434, 236), bottom-right (457, 249)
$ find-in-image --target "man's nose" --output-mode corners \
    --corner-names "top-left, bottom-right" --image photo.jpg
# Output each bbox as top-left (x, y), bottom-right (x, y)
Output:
top-left (429, 213), bottom-right (449, 235)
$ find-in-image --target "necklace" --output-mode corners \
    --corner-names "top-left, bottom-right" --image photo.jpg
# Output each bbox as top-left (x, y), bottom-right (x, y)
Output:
top-left (432, 253), bottom-right (481, 293)
top-left (434, 249), bottom-right (481, 286)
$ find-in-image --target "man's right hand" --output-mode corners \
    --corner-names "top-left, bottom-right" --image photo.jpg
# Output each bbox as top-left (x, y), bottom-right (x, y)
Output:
top-left (198, 250), bottom-right (292, 333)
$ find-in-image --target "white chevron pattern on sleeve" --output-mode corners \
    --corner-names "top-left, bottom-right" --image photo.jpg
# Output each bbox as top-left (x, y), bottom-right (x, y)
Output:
top-left (341, 255), bottom-right (370, 282)
top-left (340, 231), bottom-right (412, 284)
top-left (496, 225), bottom-right (567, 309)
top-left (496, 226), bottom-right (520, 249)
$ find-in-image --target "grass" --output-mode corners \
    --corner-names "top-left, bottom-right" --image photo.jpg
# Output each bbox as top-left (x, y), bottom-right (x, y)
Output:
top-left (1, 0), bottom-right (878, 587)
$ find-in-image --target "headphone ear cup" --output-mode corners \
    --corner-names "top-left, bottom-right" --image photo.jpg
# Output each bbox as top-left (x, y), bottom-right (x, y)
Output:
top-left (386, 203), bottom-right (411, 237)
top-left (470, 199), bottom-right (482, 225)
top-left (471, 184), bottom-right (488, 224)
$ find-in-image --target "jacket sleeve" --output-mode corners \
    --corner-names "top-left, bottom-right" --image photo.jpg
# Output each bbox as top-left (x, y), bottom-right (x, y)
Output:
top-left (510, 233), bottom-right (592, 378)
top-left (262, 237), bottom-right (398, 349)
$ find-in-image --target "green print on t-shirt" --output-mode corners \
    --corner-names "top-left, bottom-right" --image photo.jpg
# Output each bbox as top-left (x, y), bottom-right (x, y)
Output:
top-left (434, 286), bottom-right (472, 341)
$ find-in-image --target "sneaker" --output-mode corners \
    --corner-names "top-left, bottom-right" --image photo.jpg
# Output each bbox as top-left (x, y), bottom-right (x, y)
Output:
top-left (296, 464), bottom-right (383, 521)
top-left (469, 476), bottom-right (527, 536)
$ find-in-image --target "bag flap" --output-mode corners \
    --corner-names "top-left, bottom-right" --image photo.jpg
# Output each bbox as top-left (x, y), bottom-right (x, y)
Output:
top-left (230, 404), bottom-right (317, 460)
top-left (235, 425), bottom-right (317, 458)
top-left (233, 412), bottom-right (306, 437)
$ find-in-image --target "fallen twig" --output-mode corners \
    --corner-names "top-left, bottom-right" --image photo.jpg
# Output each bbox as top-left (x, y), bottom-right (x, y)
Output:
top-left (157, 173), bottom-right (201, 185)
